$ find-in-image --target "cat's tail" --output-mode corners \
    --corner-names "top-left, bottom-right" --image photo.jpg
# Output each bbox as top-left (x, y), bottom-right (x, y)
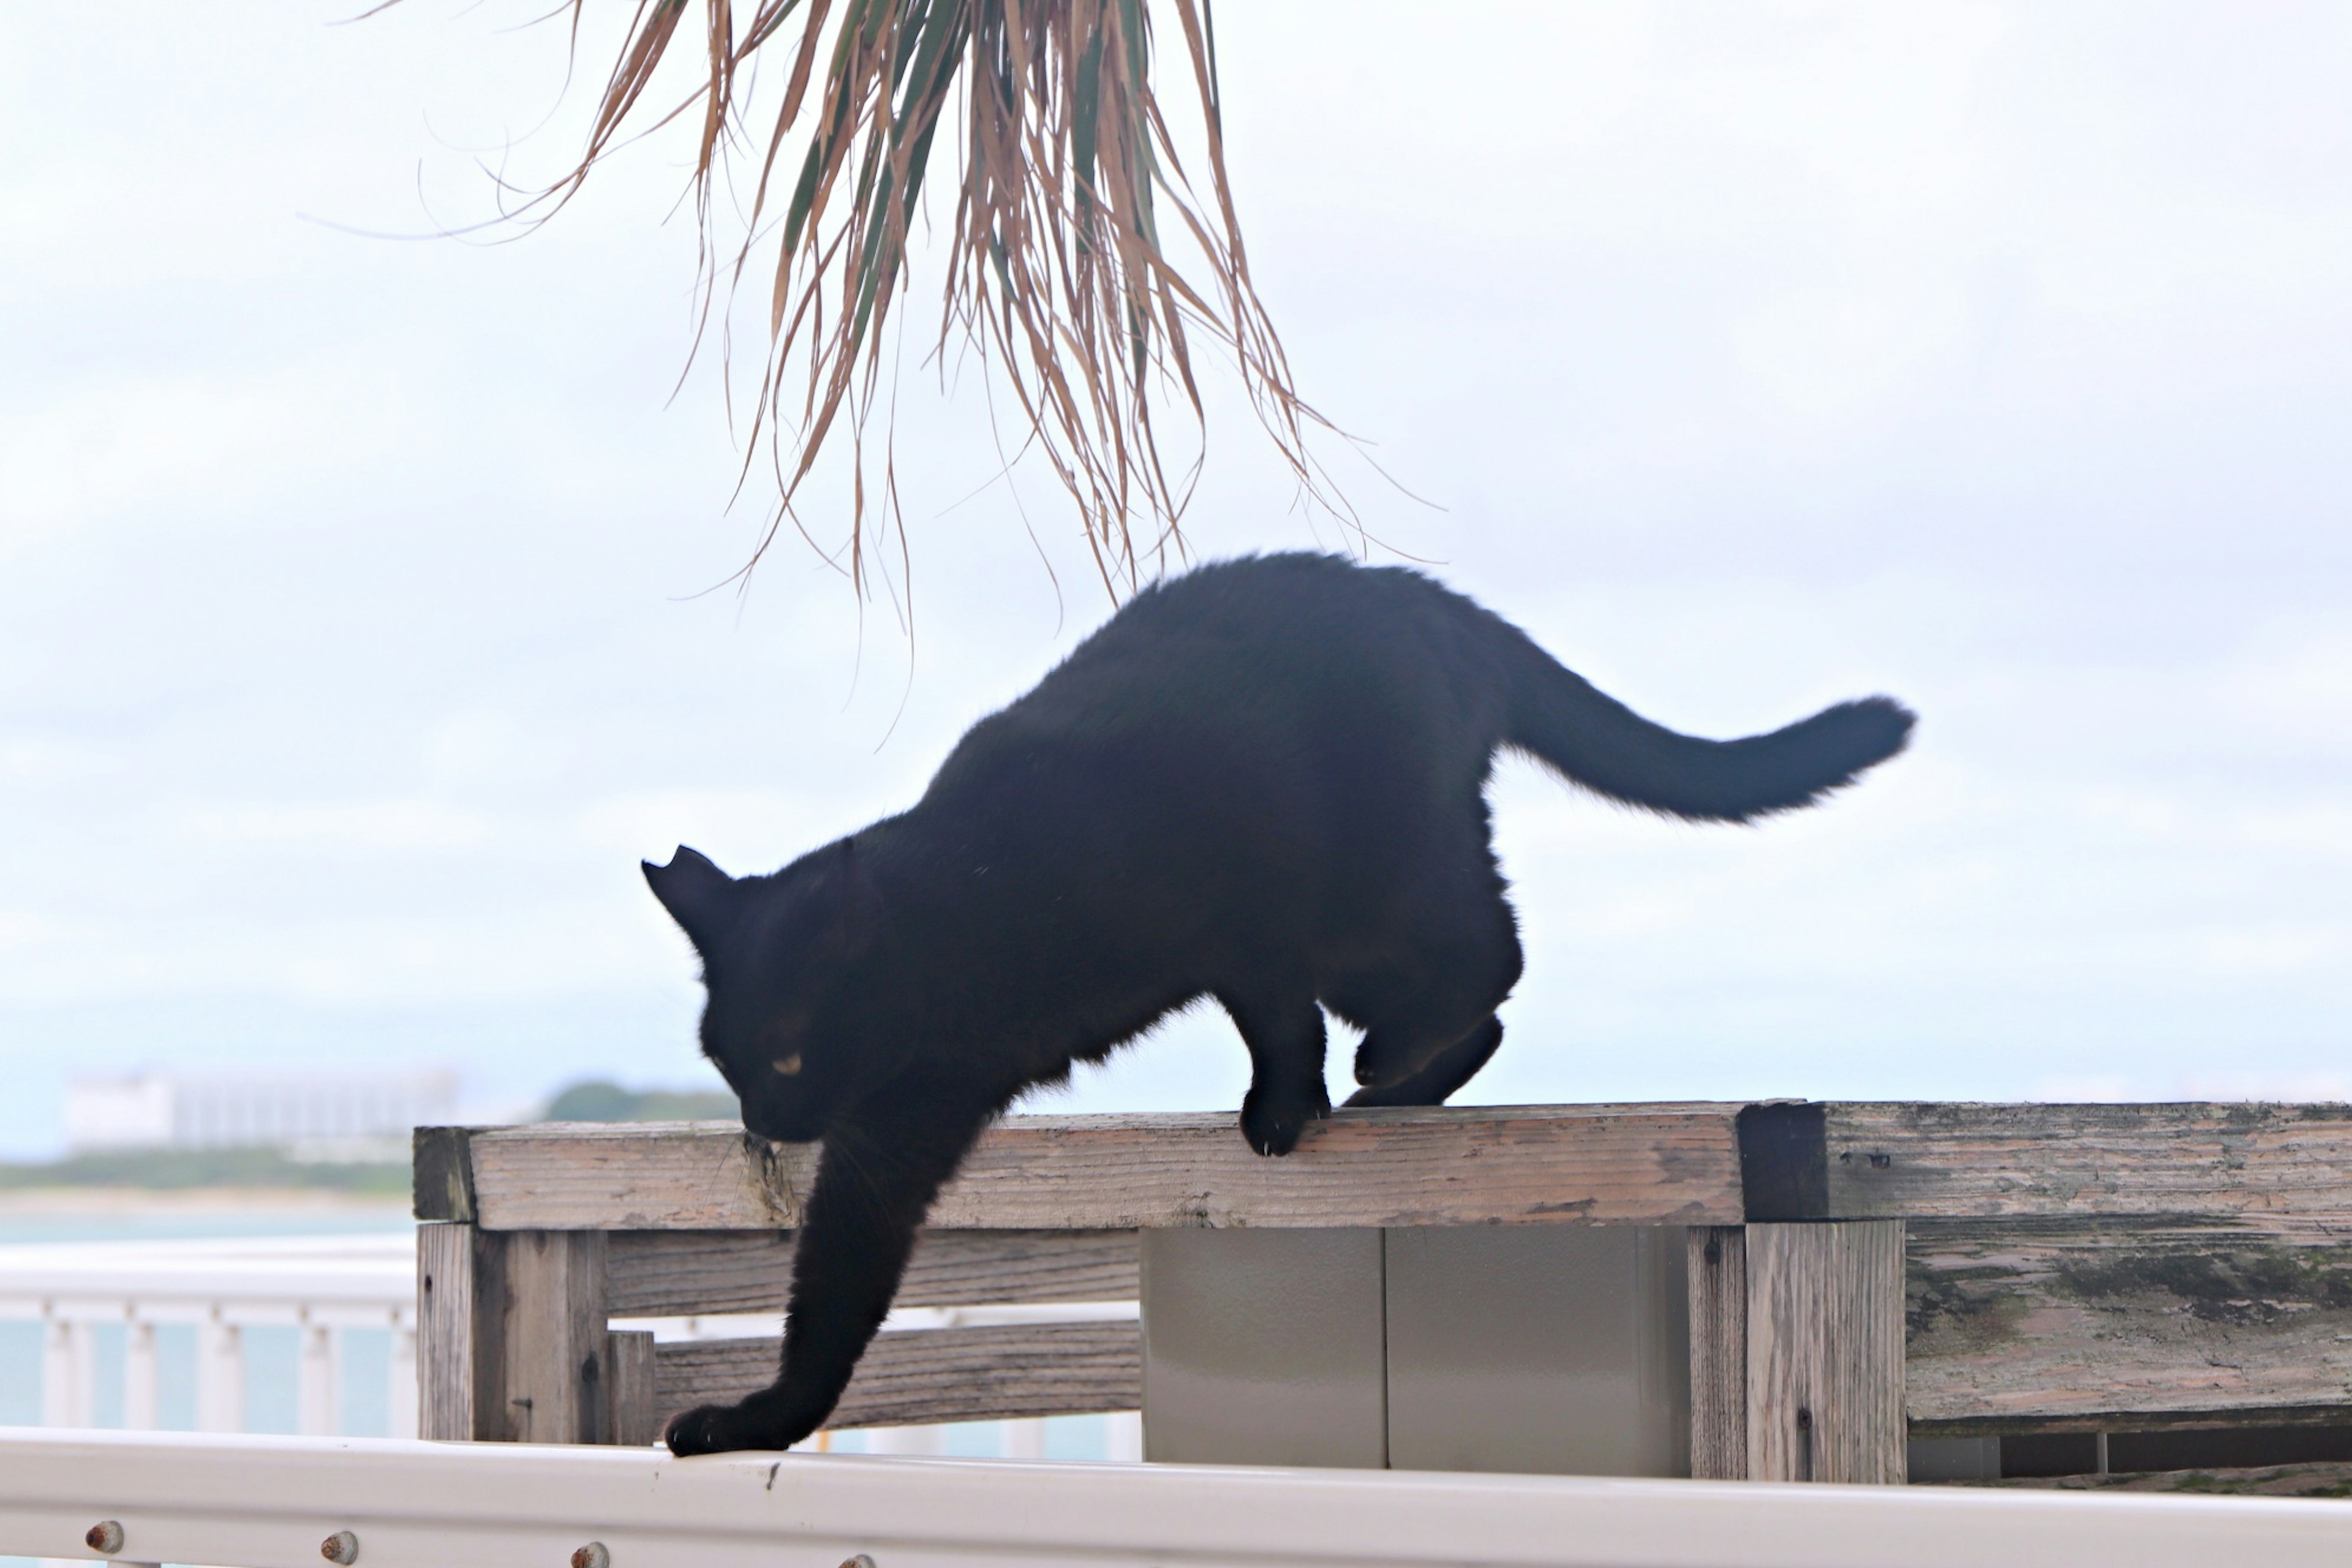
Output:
top-left (1494, 623), bottom-right (1915, 823)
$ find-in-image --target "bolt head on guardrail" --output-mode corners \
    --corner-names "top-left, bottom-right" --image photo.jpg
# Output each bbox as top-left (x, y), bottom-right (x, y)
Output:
top-left (85, 1520), bottom-right (124, 1555)
top-left (839, 1556), bottom-right (875, 1568)
top-left (322, 1529), bottom-right (360, 1564)
top-left (571, 1543), bottom-right (610, 1568)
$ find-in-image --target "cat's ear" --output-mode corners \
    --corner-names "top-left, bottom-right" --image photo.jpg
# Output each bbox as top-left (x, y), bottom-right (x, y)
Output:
top-left (643, 845), bottom-right (738, 951)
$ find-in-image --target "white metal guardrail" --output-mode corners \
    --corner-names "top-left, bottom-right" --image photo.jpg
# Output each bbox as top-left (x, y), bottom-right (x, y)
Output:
top-left (0, 1234), bottom-right (417, 1436)
top-left (5, 1428), bottom-right (2352, 1568)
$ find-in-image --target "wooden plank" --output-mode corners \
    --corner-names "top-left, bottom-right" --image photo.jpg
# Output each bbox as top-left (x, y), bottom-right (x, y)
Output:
top-left (608, 1330), bottom-right (659, 1448)
top-left (1906, 1218), bottom-right (2352, 1434)
top-left (1746, 1221), bottom-right (1905, 1484)
top-left (607, 1228), bottom-right (1138, 1316)
top-left (1742, 1102), bottom-right (2352, 1223)
top-left (1687, 1225), bottom-right (1748, 1480)
top-left (1991, 1460), bottom-right (2352, 1494)
top-left (464, 1228), bottom-right (511, 1441)
top-left (440, 1106), bottom-right (1747, 1232)
top-left (475, 1230), bottom-right (613, 1444)
top-left (655, 1321), bottom-right (1142, 1430)
top-left (415, 1221), bottom-right (474, 1442)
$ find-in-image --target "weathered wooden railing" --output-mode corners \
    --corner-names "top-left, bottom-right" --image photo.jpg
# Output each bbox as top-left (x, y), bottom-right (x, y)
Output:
top-left (412, 1101), bottom-right (2352, 1482)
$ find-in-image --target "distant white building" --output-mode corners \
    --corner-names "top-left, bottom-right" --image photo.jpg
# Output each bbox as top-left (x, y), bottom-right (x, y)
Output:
top-left (64, 1069), bottom-right (459, 1155)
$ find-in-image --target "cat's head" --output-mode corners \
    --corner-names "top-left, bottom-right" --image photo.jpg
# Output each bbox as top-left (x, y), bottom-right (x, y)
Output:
top-left (642, 840), bottom-right (895, 1144)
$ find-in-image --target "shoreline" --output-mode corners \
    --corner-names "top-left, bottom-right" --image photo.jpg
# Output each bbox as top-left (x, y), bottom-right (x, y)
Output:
top-left (0, 1188), bottom-right (412, 1217)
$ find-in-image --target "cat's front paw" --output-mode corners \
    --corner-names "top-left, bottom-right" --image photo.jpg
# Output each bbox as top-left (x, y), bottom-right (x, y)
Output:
top-left (1240, 1084), bottom-right (1330, 1156)
top-left (664, 1400), bottom-right (818, 1457)
top-left (664, 1403), bottom-right (751, 1456)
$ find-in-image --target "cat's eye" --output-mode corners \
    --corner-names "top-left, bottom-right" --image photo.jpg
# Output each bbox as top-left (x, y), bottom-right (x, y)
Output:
top-left (772, 1053), bottom-right (804, 1076)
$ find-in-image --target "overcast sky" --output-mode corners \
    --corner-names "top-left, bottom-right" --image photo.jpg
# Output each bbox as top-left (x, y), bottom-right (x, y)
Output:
top-left (1, 4), bottom-right (2346, 1155)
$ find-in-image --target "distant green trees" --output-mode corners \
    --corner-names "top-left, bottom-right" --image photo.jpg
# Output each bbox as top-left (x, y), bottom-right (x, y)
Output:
top-left (539, 1079), bottom-right (741, 1125)
top-left (0, 1146), bottom-right (407, 1193)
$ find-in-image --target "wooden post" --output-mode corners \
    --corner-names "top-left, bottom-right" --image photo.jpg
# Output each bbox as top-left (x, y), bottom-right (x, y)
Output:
top-left (476, 1229), bottom-right (614, 1444)
top-left (1745, 1220), bottom-right (1905, 1484)
top-left (417, 1221), bottom-right (475, 1441)
top-left (418, 1224), bottom-right (629, 1444)
top-left (609, 1330), bottom-right (660, 1448)
top-left (1687, 1226), bottom-right (1748, 1479)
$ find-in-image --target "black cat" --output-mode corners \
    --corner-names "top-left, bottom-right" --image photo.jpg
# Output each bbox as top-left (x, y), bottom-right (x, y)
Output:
top-left (644, 552), bottom-right (1913, 1455)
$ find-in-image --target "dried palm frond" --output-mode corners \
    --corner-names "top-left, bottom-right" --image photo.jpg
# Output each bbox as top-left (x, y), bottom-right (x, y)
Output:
top-left (405, 0), bottom-right (1336, 600)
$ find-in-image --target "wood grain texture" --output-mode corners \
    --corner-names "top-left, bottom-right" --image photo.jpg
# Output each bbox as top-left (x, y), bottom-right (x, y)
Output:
top-left (443, 1106), bottom-right (1746, 1232)
top-left (476, 1230), bottom-right (612, 1445)
top-left (606, 1228), bottom-right (1139, 1315)
top-left (1814, 1103), bottom-right (2352, 1222)
top-left (1747, 1221), bottom-right (1905, 1485)
top-left (1687, 1226), bottom-right (1748, 1480)
top-left (1905, 1219), bottom-right (2352, 1434)
top-left (608, 1330), bottom-right (659, 1448)
top-left (415, 1221), bottom-right (474, 1442)
top-left (1981, 1461), bottom-right (2352, 1495)
top-left (655, 1321), bottom-right (1142, 1430)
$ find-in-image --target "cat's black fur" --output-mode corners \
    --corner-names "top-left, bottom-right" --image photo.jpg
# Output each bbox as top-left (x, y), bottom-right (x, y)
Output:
top-left (644, 552), bottom-right (1913, 1455)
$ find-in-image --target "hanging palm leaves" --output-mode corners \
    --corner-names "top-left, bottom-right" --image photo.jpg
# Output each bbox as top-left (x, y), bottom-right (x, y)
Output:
top-left (424, 0), bottom-right (1330, 600)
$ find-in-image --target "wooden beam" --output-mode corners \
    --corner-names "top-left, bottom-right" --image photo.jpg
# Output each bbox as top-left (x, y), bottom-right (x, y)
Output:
top-left (1687, 1226), bottom-right (1748, 1480)
top-left (415, 1221), bottom-right (475, 1441)
top-left (430, 1102), bottom-right (2352, 1231)
top-left (608, 1228), bottom-right (1138, 1316)
top-left (1906, 1219), bottom-right (2352, 1434)
top-left (1742, 1102), bottom-right (2352, 1223)
top-left (1746, 1221), bottom-right (1905, 1484)
top-left (655, 1321), bottom-right (1143, 1431)
top-left (428, 1106), bottom-right (1747, 1232)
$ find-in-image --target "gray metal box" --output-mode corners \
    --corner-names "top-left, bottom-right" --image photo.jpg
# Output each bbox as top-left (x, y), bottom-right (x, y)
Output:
top-left (1140, 1226), bottom-right (1691, 1477)
top-left (1385, 1226), bottom-right (1688, 1476)
top-left (1139, 1227), bottom-right (1388, 1468)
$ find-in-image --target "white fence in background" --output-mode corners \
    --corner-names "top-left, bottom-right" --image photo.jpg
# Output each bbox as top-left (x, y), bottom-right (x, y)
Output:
top-left (8, 1427), bottom-right (2352, 1568)
top-left (0, 1234), bottom-right (418, 1438)
top-left (0, 1233), bottom-right (1141, 1458)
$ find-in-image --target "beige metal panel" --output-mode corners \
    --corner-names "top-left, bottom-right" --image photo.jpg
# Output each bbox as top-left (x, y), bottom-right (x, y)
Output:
top-left (1384, 1226), bottom-right (1690, 1478)
top-left (1139, 1228), bottom-right (1388, 1469)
